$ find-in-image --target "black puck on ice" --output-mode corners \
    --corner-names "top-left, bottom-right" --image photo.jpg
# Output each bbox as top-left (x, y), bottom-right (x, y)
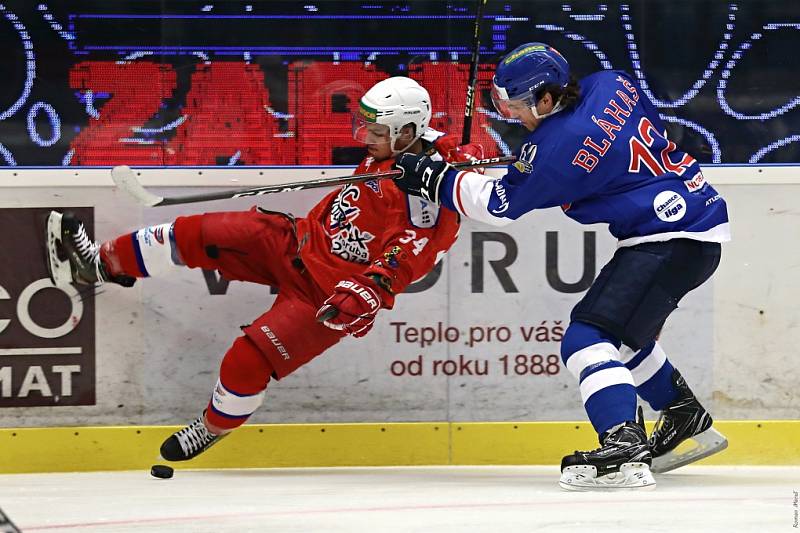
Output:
top-left (150, 464), bottom-right (174, 479)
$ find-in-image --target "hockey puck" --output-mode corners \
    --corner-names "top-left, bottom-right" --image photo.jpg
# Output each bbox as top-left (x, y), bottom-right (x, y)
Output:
top-left (150, 464), bottom-right (174, 479)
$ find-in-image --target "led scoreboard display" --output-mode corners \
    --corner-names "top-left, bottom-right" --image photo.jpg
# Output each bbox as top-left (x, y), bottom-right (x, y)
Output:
top-left (0, 1), bottom-right (798, 166)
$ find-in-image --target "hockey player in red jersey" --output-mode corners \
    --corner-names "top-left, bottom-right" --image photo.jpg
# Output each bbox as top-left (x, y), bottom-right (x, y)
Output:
top-left (45, 76), bottom-right (482, 462)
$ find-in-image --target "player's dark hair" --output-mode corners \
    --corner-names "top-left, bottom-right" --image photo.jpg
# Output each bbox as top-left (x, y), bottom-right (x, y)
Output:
top-left (536, 75), bottom-right (581, 110)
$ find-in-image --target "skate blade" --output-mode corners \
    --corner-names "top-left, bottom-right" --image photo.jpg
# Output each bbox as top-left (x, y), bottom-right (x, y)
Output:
top-left (651, 427), bottom-right (728, 473)
top-left (559, 462), bottom-right (656, 491)
top-left (45, 211), bottom-right (73, 287)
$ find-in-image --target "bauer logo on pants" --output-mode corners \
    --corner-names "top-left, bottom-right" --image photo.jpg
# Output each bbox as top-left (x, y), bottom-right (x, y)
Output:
top-left (0, 207), bottom-right (96, 407)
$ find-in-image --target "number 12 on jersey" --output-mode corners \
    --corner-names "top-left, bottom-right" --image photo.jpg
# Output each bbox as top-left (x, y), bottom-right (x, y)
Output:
top-left (628, 117), bottom-right (696, 177)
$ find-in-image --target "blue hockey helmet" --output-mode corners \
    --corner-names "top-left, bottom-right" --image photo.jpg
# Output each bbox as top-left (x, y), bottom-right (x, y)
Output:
top-left (491, 42), bottom-right (570, 119)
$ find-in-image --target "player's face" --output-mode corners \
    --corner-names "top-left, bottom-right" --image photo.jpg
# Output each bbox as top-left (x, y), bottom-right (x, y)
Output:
top-left (506, 100), bottom-right (538, 130)
top-left (492, 86), bottom-right (542, 131)
top-left (368, 139), bottom-right (394, 161)
top-left (363, 123), bottom-right (391, 145)
top-left (354, 120), bottom-right (394, 159)
top-left (510, 95), bottom-right (555, 131)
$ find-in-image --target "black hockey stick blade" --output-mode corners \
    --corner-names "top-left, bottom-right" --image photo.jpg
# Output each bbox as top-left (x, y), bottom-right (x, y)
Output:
top-left (0, 506), bottom-right (21, 533)
top-left (111, 155), bottom-right (515, 207)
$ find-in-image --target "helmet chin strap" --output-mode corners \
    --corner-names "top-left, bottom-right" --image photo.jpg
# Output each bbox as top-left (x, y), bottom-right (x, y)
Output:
top-left (530, 96), bottom-right (565, 119)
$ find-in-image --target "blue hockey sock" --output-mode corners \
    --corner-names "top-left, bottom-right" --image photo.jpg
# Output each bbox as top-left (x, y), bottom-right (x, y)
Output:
top-left (620, 341), bottom-right (679, 411)
top-left (562, 321), bottom-right (637, 436)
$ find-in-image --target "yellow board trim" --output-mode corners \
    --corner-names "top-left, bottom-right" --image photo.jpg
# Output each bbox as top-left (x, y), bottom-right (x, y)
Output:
top-left (0, 421), bottom-right (797, 474)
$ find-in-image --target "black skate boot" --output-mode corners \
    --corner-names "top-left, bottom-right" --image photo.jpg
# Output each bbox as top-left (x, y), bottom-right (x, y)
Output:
top-left (45, 211), bottom-right (135, 287)
top-left (560, 407), bottom-right (655, 491)
top-left (160, 414), bottom-right (229, 462)
top-left (649, 369), bottom-right (728, 473)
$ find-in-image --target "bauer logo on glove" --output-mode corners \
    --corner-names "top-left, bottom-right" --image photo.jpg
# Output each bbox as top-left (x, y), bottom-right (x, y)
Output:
top-left (315, 274), bottom-right (385, 338)
top-left (335, 280), bottom-right (380, 311)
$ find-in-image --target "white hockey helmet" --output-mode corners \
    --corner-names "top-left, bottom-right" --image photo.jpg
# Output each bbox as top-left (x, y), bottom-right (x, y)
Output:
top-left (353, 76), bottom-right (432, 155)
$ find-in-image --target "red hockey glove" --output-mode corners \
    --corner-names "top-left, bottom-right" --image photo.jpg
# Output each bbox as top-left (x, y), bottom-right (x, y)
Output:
top-left (316, 274), bottom-right (385, 338)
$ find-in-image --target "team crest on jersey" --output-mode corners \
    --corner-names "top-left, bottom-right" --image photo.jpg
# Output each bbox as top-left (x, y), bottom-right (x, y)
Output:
top-left (328, 184), bottom-right (375, 263)
top-left (360, 157), bottom-right (384, 197)
top-left (513, 143), bottom-right (537, 174)
top-left (364, 179), bottom-right (382, 196)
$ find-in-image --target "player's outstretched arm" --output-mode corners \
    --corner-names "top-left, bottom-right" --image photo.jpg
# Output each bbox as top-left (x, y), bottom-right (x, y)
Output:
top-left (396, 148), bottom-right (590, 227)
top-left (394, 152), bottom-right (515, 227)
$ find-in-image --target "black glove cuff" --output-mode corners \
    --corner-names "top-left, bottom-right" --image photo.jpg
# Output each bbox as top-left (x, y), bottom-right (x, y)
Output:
top-left (394, 152), bottom-right (449, 204)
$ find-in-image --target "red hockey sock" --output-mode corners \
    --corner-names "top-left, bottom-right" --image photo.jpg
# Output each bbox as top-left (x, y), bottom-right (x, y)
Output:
top-left (100, 233), bottom-right (147, 278)
top-left (205, 336), bottom-right (274, 431)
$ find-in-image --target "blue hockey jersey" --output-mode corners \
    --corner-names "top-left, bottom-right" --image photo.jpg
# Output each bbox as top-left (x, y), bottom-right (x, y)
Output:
top-left (440, 70), bottom-right (730, 246)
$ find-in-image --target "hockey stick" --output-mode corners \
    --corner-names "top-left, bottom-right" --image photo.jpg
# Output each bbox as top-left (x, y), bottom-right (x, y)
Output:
top-left (0, 506), bottom-right (21, 533)
top-left (461, 0), bottom-right (488, 145)
top-left (111, 155), bottom-right (514, 207)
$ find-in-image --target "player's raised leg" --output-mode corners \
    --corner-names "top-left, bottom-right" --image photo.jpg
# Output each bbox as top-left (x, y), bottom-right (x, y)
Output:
top-left (46, 210), bottom-right (181, 286)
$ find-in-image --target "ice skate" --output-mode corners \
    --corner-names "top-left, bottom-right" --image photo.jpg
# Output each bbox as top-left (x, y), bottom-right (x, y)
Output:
top-left (649, 369), bottom-right (728, 473)
top-left (160, 413), bottom-right (229, 462)
top-left (45, 210), bottom-right (134, 287)
top-left (560, 407), bottom-right (655, 491)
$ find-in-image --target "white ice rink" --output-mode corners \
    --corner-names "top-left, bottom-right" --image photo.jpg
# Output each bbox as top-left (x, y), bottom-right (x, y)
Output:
top-left (0, 466), bottom-right (797, 532)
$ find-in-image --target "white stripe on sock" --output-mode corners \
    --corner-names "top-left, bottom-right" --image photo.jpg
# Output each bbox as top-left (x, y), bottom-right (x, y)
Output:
top-left (134, 223), bottom-right (181, 276)
top-left (629, 342), bottom-right (668, 386)
top-left (565, 342), bottom-right (620, 380)
top-left (211, 379), bottom-right (265, 417)
top-left (619, 344), bottom-right (637, 364)
top-left (580, 366), bottom-right (635, 404)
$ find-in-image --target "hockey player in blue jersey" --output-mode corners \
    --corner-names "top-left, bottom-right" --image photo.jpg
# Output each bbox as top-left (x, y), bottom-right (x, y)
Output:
top-left (393, 42), bottom-right (730, 490)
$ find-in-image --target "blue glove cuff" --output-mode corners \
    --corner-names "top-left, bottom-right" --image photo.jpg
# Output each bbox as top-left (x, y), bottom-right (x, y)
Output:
top-left (439, 168), bottom-right (460, 212)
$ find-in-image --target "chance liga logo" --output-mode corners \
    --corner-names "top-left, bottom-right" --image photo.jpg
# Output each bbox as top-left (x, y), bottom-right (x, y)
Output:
top-left (653, 190), bottom-right (686, 222)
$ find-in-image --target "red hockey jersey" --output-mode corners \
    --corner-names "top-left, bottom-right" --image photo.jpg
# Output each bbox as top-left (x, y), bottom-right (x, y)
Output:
top-left (296, 133), bottom-right (482, 304)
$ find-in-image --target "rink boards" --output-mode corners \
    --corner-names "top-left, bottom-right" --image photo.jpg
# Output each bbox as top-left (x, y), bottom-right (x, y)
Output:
top-left (1, 165), bottom-right (799, 473)
top-left (0, 420), bottom-right (798, 474)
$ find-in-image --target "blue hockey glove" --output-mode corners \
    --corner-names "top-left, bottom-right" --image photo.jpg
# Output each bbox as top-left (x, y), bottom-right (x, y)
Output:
top-left (393, 152), bottom-right (452, 204)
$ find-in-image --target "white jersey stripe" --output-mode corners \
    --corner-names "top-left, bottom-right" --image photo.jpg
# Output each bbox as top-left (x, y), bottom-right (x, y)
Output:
top-left (617, 222), bottom-right (731, 247)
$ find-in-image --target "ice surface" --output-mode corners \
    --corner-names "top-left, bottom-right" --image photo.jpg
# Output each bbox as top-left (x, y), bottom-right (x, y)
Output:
top-left (0, 465), bottom-right (796, 532)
